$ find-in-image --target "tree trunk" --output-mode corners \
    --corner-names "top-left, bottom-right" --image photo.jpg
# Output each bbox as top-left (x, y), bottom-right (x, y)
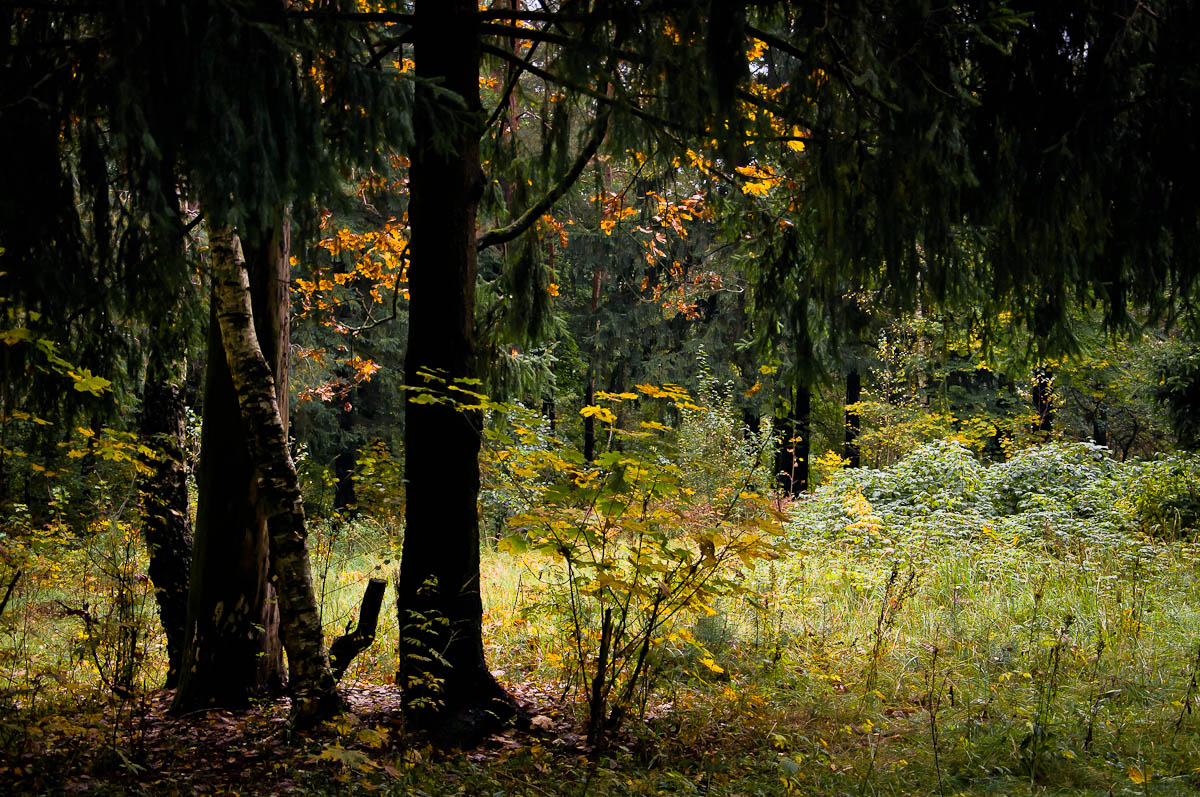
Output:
top-left (138, 354), bottom-right (193, 689)
top-left (330, 577), bottom-right (387, 681)
top-left (1031, 365), bottom-right (1055, 441)
top-left (583, 366), bottom-right (596, 461)
top-left (398, 0), bottom-right (518, 745)
top-left (1093, 404), bottom-right (1108, 447)
top-left (206, 224), bottom-right (339, 724)
top-left (174, 290), bottom-right (284, 710)
top-left (173, 216), bottom-right (292, 711)
top-left (844, 367), bottom-right (861, 468)
top-left (774, 385), bottom-right (810, 496)
top-left (795, 384), bottom-right (811, 491)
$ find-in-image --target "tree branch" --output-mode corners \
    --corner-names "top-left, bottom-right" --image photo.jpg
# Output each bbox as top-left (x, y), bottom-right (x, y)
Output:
top-left (477, 104), bottom-right (611, 252)
top-left (480, 23), bottom-right (647, 63)
top-left (289, 10), bottom-right (415, 24)
top-left (329, 577), bottom-right (388, 681)
top-left (745, 24), bottom-right (806, 62)
top-left (0, 570), bottom-right (20, 620)
top-left (479, 43), bottom-right (681, 133)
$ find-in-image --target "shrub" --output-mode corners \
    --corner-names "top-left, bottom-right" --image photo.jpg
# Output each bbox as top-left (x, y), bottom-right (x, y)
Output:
top-left (982, 441), bottom-right (1118, 517)
top-left (791, 441), bottom-right (1137, 550)
top-left (1124, 454), bottom-right (1200, 539)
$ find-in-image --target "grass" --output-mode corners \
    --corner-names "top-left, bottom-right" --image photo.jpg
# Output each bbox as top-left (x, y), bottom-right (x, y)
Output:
top-left (471, 505), bottom-right (1200, 795)
top-left (2, 455), bottom-right (1200, 794)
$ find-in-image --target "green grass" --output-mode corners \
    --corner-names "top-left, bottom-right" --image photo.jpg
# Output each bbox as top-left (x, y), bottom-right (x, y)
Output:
top-left (3, 454), bottom-right (1200, 794)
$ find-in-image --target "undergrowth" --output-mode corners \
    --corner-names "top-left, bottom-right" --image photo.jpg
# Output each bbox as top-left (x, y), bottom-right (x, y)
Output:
top-left (2, 439), bottom-right (1199, 794)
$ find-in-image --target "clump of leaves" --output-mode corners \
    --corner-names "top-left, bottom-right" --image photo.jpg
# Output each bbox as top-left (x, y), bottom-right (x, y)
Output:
top-left (1124, 454), bottom-right (1200, 539)
top-left (795, 440), bottom-right (1139, 550)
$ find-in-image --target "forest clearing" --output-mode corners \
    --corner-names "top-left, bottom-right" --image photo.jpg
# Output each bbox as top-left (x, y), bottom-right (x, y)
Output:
top-left (4, 1), bottom-right (1200, 794)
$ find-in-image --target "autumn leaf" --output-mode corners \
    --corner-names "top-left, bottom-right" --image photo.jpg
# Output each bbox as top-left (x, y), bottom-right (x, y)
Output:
top-left (579, 405), bottom-right (617, 424)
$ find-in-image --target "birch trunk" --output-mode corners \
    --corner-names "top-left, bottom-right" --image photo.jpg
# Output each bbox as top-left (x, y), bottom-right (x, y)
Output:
top-left (208, 224), bottom-right (340, 724)
top-left (174, 224), bottom-right (286, 712)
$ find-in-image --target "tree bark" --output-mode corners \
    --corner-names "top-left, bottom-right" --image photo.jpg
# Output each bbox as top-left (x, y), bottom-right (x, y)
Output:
top-left (774, 385), bottom-right (810, 496)
top-left (138, 354), bottom-right (193, 689)
top-left (330, 577), bottom-right (387, 681)
top-left (1031, 365), bottom-right (1055, 442)
top-left (1093, 405), bottom-right (1108, 448)
top-left (174, 268), bottom-right (285, 710)
top-left (794, 384), bottom-right (811, 492)
top-left (398, 0), bottom-right (518, 745)
top-left (204, 224), bottom-right (340, 723)
top-left (844, 367), bottom-right (861, 468)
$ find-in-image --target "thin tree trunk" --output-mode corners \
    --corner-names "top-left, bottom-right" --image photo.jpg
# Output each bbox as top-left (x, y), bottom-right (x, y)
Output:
top-left (583, 365), bottom-right (596, 461)
top-left (795, 384), bottom-right (811, 492)
top-left (774, 385), bottom-right (810, 496)
top-left (1031, 365), bottom-right (1055, 441)
top-left (138, 354), bottom-right (193, 689)
top-left (844, 367), bottom-right (861, 468)
top-left (1093, 405), bottom-right (1107, 448)
top-left (207, 224), bottom-right (339, 724)
top-left (333, 395), bottom-right (357, 513)
top-left (398, 0), bottom-right (518, 745)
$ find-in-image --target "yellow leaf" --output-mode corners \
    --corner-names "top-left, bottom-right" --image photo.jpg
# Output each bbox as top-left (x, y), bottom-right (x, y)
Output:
top-left (1128, 766), bottom-right (1150, 784)
top-left (579, 405), bottom-right (616, 424)
top-left (741, 181), bottom-right (772, 196)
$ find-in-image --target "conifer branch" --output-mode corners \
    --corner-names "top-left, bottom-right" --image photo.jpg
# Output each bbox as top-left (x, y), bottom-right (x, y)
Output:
top-left (744, 25), bottom-right (806, 62)
top-left (289, 10), bottom-right (416, 24)
top-left (480, 23), bottom-right (647, 63)
top-left (479, 43), bottom-right (680, 132)
top-left (477, 104), bottom-right (611, 252)
top-left (475, 1), bottom-right (696, 24)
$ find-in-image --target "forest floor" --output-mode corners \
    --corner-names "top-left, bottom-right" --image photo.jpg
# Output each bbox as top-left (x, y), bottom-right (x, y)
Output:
top-left (5, 450), bottom-right (1200, 794)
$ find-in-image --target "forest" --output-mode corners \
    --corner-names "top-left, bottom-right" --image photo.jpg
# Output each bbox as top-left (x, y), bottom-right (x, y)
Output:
top-left (2, 1), bottom-right (1200, 794)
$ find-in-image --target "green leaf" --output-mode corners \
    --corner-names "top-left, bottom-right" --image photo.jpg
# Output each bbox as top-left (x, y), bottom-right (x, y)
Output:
top-left (497, 534), bottom-right (529, 555)
top-left (69, 369), bottom-right (111, 395)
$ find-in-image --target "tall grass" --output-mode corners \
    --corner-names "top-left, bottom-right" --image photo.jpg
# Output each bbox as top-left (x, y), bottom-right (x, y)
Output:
top-left (3, 441), bottom-right (1199, 794)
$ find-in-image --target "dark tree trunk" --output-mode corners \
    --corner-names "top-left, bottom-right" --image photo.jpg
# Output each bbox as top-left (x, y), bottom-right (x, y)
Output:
top-left (173, 218), bottom-right (291, 711)
top-left (398, 0), bottom-right (518, 745)
top-left (138, 354), bottom-right (193, 689)
top-left (583, 200), bottom-right (602, 462)
top-left (330, 577), bottom-right (387, 681)
top-left (583, 367), bottom-right (596, 461)
top-left (774, 385), bottom-right (810, 496)
top-left (333, 450), bottom-right (356, 512)
top-left (1031, 365), bottom-right (1055, 441)
top-left (844, 367), bottom-right (861, 468)
top-left (331, 365), bottom-right (358, 512)
top-left (794, 384), bottom-right (811, 492)
top-left (1093, 404), bottom-right (1108, 447)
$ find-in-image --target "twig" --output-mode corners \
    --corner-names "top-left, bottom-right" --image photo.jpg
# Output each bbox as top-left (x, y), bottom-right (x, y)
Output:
top-left (0, 569), bottom-right (20, 619)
